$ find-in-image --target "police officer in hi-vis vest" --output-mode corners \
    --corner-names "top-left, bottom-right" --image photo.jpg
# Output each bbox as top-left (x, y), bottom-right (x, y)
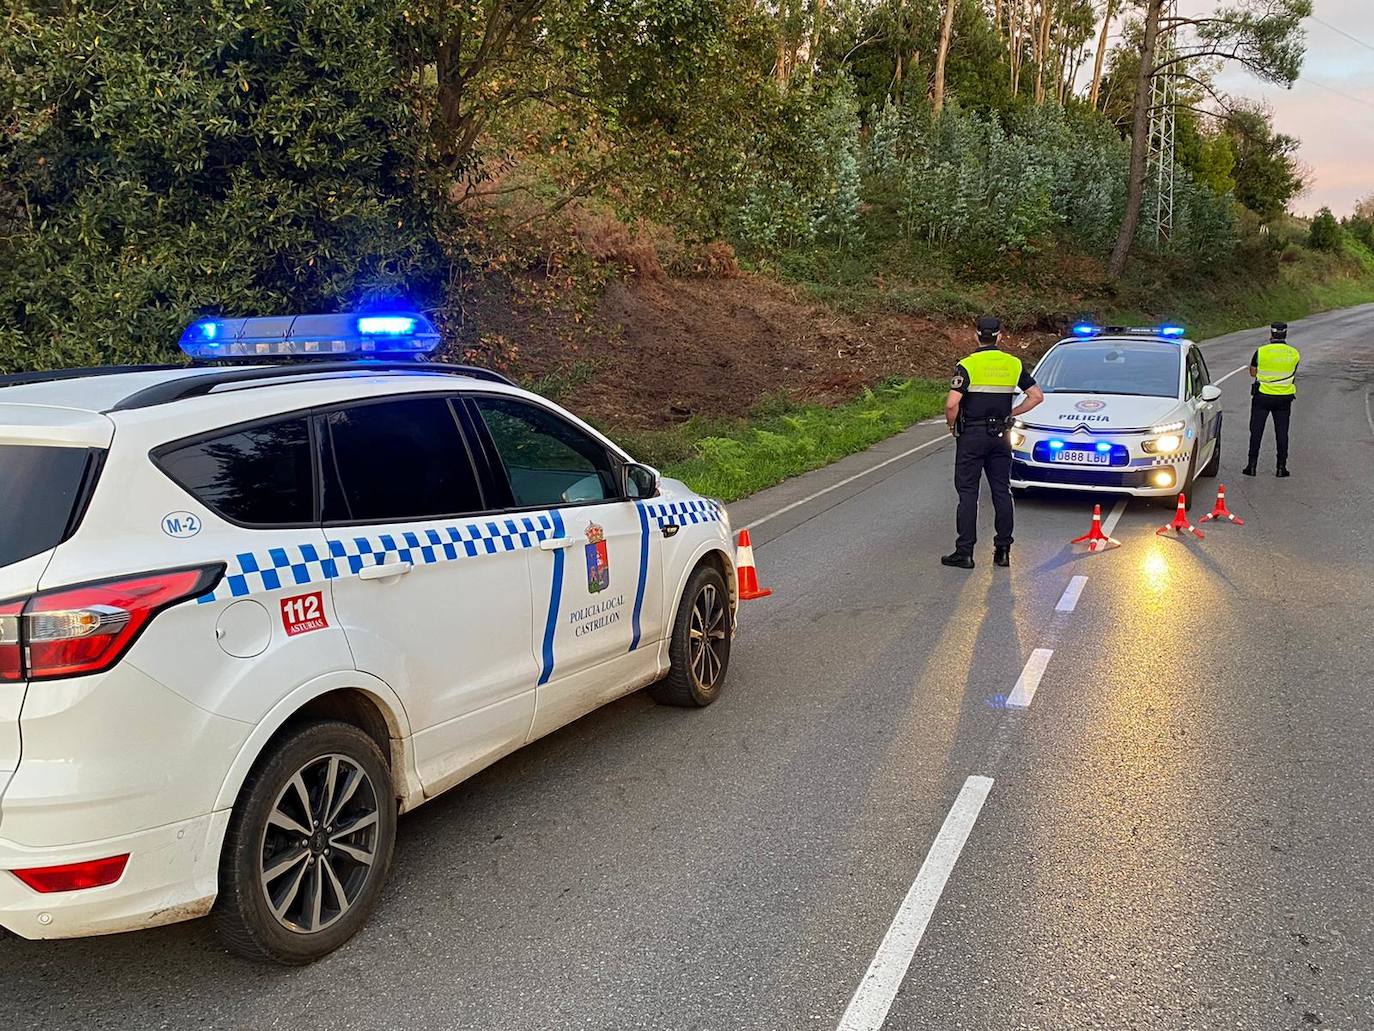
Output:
top-left (941, 316), bottom-right (1044, 569)
top-left (1243, 321), bottom-right (1300, 478)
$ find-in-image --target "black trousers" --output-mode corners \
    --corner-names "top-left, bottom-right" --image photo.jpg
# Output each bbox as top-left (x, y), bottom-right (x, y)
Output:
top-left (954, 427), bottom-right (1014, 554)
top-left (1247, 394), bottom-right (1293, 466)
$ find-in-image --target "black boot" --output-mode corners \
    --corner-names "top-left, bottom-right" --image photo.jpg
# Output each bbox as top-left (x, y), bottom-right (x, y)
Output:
top-left (993, 546), bottom-right (1010, 567)
top-left (941, 551), bottom-right (975, 569)
top-left (1242, 463), bottom-right (1257, 476)
top-left (1276, 464), bottom-right (1290, 477)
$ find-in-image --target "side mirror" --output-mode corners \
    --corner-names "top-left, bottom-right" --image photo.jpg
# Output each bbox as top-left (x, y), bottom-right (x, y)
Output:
top-left (1200, 385), bottom-right (1222, 402)
top-left (624, 462), bottom-right (661, 500)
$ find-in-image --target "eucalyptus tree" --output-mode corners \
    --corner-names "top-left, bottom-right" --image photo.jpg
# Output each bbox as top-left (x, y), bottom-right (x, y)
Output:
top-left (1107, 0), bottom-right (1310, 278)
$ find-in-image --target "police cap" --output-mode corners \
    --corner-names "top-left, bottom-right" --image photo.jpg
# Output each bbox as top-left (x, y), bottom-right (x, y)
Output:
top-left (1270, 321), bottom-right (1288, 341)
top-left (976, 315), bottom-right (1002, 343)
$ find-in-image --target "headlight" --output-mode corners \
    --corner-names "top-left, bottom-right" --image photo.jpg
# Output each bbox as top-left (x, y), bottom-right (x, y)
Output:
top-left (1142, 433), bottom-right (1183, 454)
top-left (1008, 430), bottom-right (1026, 447)
top-left (1149, 420), bottom-right (1185, 434)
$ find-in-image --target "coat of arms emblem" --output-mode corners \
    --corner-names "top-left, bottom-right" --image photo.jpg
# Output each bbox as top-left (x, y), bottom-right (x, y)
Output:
top-left (584, 523), bottom-right (610, 593)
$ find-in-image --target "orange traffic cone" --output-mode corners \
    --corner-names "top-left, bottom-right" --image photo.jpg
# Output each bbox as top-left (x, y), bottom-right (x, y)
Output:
top-left (1157, 494), bottom-right (1204, 539)
top-left (735, 529), bottom-right (773, 600)
top-left (1070, 504), bottom-right (1121, 552)
top-left (1198, 484), bottom-right (1245, 525)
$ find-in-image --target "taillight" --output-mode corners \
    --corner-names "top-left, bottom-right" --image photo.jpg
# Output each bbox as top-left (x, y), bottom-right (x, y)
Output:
top-left (11, 854), bottom-right (129, 893)
top-left (0, 599), bottom-right (21, 682)
top-left (0, 565), bottom-right (222, 681)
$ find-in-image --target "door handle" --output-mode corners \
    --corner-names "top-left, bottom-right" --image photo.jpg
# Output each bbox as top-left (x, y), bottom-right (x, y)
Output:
top-left (539, 536), bottom-right (581, 551)
top-left (358, 561), bottom-right (413, 581)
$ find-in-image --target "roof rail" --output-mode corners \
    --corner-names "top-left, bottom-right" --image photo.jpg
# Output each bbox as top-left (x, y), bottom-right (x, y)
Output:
top-left (107, 361), bottom-right (516, 412)
top-left (0, 364), bottom-right (185, 390)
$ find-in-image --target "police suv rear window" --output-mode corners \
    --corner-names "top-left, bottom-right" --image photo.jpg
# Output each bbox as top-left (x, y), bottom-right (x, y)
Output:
top-left (0, 445), bottom-right (102, 567)
top-left (158, 416), bottom-right (315, 526)
top-left (322, 396), bottom-right (483, 523)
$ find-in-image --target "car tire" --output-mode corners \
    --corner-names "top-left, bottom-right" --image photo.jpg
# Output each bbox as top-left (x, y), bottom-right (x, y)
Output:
top-left (1180, 446), bottom-right (1198, 509)
top-left (650, 563), bottom-right (732, 707)
top-left (215, 720), bottom-right (397, 965)
top-left (1200, 429), bottom-right (1221, 477)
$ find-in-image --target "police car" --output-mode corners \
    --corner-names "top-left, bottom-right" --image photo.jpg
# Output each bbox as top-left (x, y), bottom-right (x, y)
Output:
top-left (0, 313), bottom-right (736, 963)
top-left (1009, 324), bottom-right (1222, 507)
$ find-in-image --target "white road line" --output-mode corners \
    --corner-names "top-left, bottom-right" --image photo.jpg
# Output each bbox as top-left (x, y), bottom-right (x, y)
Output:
top-left (836, 776), bottom-right (994, 1031)
top-left (1006, 648), bottom-right (1054, 709)
top-left (1215, 364), bottom-right (1249, 385)
top-left (1101, 498), bottom-right (1127, 537)
top-left (1055, 576), bottom-right (1088, 613)
top-left (1365, 389), bottom-right (1374, 441)
top-left (744, 431), bottom-right (949, 532)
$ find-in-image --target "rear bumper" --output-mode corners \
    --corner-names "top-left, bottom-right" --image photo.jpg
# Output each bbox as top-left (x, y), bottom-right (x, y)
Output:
top-left (0, 810), bottom-right (228, 940)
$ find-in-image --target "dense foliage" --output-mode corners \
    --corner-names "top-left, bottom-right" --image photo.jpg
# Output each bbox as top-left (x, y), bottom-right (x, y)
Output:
top-left (0, 0), bottom-right (1328, 371)
top-left (0, 0), bottom-right (441, 370)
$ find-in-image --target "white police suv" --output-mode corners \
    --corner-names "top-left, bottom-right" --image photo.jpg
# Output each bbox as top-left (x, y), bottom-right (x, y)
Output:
top-left (0, 312), bottom-right (736, 963)
top-left (1009, 324), bottom-right (1222, 507)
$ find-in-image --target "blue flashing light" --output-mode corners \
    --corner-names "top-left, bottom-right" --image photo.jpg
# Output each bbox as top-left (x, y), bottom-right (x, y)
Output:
top-left (1095, 442), bottom-right (1112, 453)
top-left (1071, 323), bottom-right (1101, 338)
top-left (357, 315), bottom-right (418, 336)
top-left (1048, 439), bottom-right (1066, 450)
top-left (178, 311), bottom-right (440, 361)
top-left (1158, 324), bottom-right (1186, 339)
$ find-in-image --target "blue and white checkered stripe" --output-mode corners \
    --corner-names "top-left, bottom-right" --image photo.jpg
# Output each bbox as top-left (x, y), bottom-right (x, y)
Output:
top-left (198, 514), bottom-right (557, 604)
top-left (642, 499), bottom-right (722, 530)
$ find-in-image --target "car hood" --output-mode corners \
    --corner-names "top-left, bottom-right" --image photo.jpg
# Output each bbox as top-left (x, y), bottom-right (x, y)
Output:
top-left (1020, 393), bottom-right (1184, 432)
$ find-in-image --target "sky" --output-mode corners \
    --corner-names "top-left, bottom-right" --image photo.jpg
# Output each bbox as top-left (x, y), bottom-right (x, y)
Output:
top-left (1180, 0), bottom-right (1374, 216)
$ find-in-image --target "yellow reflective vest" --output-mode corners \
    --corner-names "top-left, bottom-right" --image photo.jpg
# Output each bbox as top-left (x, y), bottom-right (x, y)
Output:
top-left (1255, 342), bottom-right (1300, 396)
top-left (960, 348), bottom-right (1024, 393)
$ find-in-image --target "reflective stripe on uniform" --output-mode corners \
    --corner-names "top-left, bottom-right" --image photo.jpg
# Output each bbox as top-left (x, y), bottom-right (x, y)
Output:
top-left (966, 384), bottom-right (1017, 393)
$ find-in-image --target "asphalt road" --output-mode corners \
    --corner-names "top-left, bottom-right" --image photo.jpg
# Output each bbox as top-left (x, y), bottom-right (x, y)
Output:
top-left (4, 306), bottom-right (1373, 1031)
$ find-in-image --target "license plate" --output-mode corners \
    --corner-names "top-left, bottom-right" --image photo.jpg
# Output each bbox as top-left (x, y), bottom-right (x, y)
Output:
top-left (1053, 449), bottom-right (1111, 465)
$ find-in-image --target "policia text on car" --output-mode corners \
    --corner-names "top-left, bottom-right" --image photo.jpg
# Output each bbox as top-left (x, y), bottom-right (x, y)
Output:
top-left (1243, 321), bottom-right (1300, 478)
top-left (941, 316), bottom-right (1045, 570)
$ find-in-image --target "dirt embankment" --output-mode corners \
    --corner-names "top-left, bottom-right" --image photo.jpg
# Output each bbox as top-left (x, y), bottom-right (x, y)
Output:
top-left (466, 269), bottom-right (1058, 430)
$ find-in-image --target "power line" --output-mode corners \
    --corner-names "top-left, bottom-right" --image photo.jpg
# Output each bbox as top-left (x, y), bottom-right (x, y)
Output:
top-left (1310, 15), bottom-right (1374, 55)
top-left (1299, 74), bottom-right (1374, 112)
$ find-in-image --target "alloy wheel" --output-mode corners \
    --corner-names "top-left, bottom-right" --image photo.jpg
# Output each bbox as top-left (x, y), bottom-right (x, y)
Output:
top-left (688, 582), bottom-right (727, 690)
top-left (258, 754), bottom-right (380, 935)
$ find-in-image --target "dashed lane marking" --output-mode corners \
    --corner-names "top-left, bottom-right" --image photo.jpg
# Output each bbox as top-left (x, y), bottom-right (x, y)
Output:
top-left (835, 776), bottom-right (994, 1031)
top-left (1006, 648), bottom-right (1054, 709)
top-left (1056, 576), bottom-right (1088, 613)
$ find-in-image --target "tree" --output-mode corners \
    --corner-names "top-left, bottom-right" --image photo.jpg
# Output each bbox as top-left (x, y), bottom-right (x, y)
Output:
top-left (1308, 207), bottom-right (1341, 251)
top-left (1, 0), bottom-right (440, 371)
top-left (1107, 0), bottom-right (1311, 278)
top-left (1194, 132), bottom-right (1237, 196)
top-left (1088, 0), bottom-right (1117, 109)
top-left (1224, 104), bottom-right (1305, 221)
top-left (932, 0), bottom-right (959, 112)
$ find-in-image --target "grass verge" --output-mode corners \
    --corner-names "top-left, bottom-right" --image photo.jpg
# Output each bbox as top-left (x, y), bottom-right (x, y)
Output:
top-left (612, 378), bottom-right (949, 503)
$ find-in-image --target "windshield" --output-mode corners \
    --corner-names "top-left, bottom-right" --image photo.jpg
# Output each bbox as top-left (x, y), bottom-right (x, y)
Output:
top-left (0, 444), bottom-right (102, 568)
top-left (1034, 339), bottom-right (1181, 398)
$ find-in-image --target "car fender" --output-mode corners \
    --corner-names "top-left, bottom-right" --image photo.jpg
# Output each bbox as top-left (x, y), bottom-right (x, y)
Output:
top-left (666, 534), bottom-right (737, 628)
top-left (211, 669), bottom-right (422, 815)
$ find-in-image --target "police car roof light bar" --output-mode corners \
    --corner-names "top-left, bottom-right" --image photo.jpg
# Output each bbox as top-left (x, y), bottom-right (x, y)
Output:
top-left (1070, 323), bottom-right (1102, 338)
top-left (178, 312), bottom-right (442, 362)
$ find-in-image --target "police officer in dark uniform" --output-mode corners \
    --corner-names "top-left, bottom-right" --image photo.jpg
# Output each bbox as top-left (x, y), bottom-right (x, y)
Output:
top-left (1243, 321), bottom-right (1300, 477)
top-left (941, 316), bottom-right (1044, 569)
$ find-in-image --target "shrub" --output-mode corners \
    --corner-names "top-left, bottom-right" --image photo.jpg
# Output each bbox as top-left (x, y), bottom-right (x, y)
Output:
top-left (0, 0), bottom-right (442, 373)
top-left (1308, 207), bottom-right (1343, 252)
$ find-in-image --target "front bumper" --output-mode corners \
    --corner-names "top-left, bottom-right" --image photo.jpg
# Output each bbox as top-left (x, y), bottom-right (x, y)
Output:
top-left (1010, 445), bottom-right (1190, 497)
top-left (0, 810), bottom-right (229, 940)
